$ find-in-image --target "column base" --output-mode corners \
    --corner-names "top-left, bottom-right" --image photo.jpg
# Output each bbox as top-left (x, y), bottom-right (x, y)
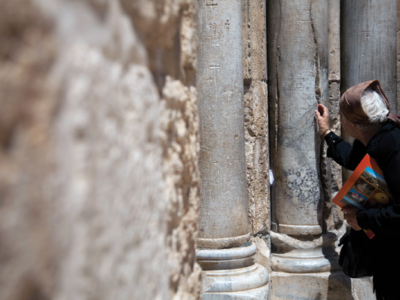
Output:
top-left (270, 230), bottom-right (342, 273)
top-left (271, 247), bottom-right (340, 273)
top-left (202, 264), bottom-right (269, 299)
top-left (203, 284), bottom-right (269, 300)
top-left (197, 242), bottom-right (269, 299)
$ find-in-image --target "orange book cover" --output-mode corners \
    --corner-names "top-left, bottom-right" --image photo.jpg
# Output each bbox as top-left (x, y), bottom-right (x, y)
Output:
top-left (332, 154), bottom-right (394, 239)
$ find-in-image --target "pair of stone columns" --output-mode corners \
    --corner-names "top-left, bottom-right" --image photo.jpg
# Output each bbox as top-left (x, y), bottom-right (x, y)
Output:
top-left (196, 0), bottom-right (397, 299)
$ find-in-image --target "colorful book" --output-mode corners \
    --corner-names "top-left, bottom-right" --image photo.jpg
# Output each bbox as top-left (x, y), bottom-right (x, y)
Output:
top-left (332, 154), bottom-right (394, 239)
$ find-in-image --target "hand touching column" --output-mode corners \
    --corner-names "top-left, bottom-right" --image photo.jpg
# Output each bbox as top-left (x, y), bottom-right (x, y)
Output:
top-left (314, 104), bottom-right (331, 137)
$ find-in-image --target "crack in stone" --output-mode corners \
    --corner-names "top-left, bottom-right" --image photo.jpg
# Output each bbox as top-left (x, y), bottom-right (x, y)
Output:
top-left (274, 68), bottom-right (280, 153)
top-left (310, 1), bottom-right (321, 104)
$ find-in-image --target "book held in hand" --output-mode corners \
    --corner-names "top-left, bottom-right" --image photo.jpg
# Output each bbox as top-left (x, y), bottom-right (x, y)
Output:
top-left (332, 154), bottom-right (394, 239)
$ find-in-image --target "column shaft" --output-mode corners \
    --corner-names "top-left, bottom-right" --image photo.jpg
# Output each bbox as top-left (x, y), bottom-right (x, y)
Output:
top-left (268, 0), bottom-right (328, 236)
top-left (197, 0), bottom-right (249, 248)
top-left (341, 0), bottom-right (397, 179)
top-left (341, 0), bottom-right (397, 111)
top-left (196, 1), bottom-right (269, 298)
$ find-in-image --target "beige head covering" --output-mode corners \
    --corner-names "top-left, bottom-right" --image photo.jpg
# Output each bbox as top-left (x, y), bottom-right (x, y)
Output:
top-left (340, 79), bottom-right (400, 127)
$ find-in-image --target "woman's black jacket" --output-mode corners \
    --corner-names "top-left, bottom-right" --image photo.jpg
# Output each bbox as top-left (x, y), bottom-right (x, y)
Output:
top-left (324, 121), bottom-right (400, 290)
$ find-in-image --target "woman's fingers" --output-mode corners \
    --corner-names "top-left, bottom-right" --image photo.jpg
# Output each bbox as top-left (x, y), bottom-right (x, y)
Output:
top-left (317, 104), bottom-right (329, 118)
top-left (341, 207), bottom-right (362, 231)
top-left (317, 104), bottom-right (324, 116)
top-left (315, 105), bottom-right (330, 136)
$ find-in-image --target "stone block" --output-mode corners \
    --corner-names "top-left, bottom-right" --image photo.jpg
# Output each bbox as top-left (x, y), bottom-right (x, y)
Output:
top-left (271, 271), bottom-right (353, 300)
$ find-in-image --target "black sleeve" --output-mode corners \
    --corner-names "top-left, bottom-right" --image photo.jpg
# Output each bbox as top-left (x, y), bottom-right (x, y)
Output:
top-left (357, 131), bottom-right (400, 235)
top-left (324, 132), bottom-right (366, 170)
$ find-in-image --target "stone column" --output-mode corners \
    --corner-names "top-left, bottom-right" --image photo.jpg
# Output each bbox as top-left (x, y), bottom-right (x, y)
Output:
top-left (342, 0), bottom-right (397, 111)
top-left (341, 0), bottom-right (397, 179)
top-left (268, 1), bottom-right (352, 298)
top-left (268, 0), bottom-right (328, 243)
top-left (340, 2), bottom-right (397, 297)
top-left (196, 0), bottom-right (269, 298)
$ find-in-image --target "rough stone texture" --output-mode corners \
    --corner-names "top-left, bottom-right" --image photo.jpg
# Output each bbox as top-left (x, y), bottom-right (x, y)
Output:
top-left (242, 0), bottom-right (270, 235)
top-left (244, 82), bottom-right (269, 234)
top-left (160, 77), bottom-right (201, 299)
top-left (0, 0), bottom-right (201, 299)
top-left (321, 0), bottom-right (343, 231)
top-left (242, 0), bottom-right (267, 82)
top-left (120, 0), bottom-right (198, 89)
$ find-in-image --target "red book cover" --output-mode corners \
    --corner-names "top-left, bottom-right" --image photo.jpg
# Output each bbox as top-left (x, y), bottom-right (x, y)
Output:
top-left (332, 154), bottom-right (394, 239)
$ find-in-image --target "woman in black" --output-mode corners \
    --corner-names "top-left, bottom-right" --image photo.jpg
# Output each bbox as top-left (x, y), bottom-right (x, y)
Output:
top-left (315, 80), bottom-right (400, 300)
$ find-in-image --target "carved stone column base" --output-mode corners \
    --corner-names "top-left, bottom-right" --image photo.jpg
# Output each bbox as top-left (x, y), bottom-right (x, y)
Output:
top-left (271, 271), bottom-right (352, 300)
top-left (203, 284), bottom-right (269, 300)
top-left (197, 242), bottom-right (269, 299)
top-left (270, 231), bottom-right (342, 273)
top-left (202, 264), bottom-right (269, 299)
top-left (271, 247), bottom-right (340, 273)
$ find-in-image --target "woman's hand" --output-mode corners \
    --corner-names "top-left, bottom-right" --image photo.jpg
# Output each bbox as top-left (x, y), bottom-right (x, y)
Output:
top-left (314, 104), bottom-right (331, 137)
top-left (342, 207), bottom-right (362, 231)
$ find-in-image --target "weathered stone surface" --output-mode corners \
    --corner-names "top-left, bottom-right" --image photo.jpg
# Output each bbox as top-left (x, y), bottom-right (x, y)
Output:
top-left (341, 0), bottom-right (397, 112)
top-left (160, 77), bottom-right (201, 299)
top-left (271, 272), bottom-right (352, 300)
top-left (328, 0), bottom-right (340, 83)
top-left (244, 82), bottom-right (270, 234)
top-left (324, 82), bottom-right (345, 227)
top-left (196, 1), bottom-right (269, 298)
top-left (120, 0), bottom-right (198, 89)
top-left (197, 0), bottom-right (248, 244)
top-left (202, 263), bottom-right (269, 299)
top-left (242, 0), bottom-right (267, 82)
top-left (0, 0), bottom-right (201, 299)
top-left (341, 0), bottom-right (397, 181)
top-left (242, 0), bottom-right (270, 235)
top-left (252, 236), bottom-right (271, 274)
top-left (267, 2), bottom-right (355, 299)
top-left (268, 0), bottom-right (329, 234)
top-left (322, 0), bottom-right (343, 231)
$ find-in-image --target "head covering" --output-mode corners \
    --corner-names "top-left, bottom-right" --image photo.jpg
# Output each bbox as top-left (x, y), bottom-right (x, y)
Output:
top-left (340, 79), bottom-right (400, 127)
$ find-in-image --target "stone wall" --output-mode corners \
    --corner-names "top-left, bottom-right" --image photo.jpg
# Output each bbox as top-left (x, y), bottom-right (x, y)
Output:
top-left (0, 0), bottom-right (200, 299)
top-left (242, 0), bottom-right (270, 236)
top-left (323, 0), bottom-right (343, 231)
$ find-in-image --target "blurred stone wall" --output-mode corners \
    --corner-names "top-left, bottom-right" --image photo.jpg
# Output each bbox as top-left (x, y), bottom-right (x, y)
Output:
top-left (0, 0), bottom-right (200, 299)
